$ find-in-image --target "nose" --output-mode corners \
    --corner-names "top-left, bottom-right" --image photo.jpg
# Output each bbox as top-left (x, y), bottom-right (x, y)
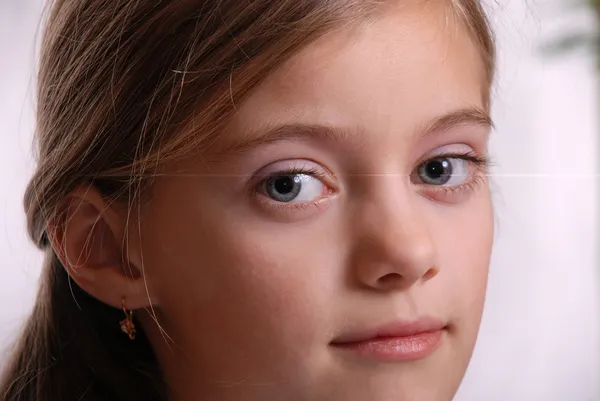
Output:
top-left (349, 182), bottom-right (438, 292)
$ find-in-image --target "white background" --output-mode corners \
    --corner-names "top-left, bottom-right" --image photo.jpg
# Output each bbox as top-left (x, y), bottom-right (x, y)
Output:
top-left (1, 1), bottom-right (599, 400)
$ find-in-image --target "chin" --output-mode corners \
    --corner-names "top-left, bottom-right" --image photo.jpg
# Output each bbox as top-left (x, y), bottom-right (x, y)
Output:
top-left (308, 382), bottom-right (460, 401)
top-left (306, 362), bottom-right (465, 401)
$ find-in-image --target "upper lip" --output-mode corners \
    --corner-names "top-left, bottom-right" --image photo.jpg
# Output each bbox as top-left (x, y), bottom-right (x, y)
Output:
top-left (330, 317), bottom-right (447, 344)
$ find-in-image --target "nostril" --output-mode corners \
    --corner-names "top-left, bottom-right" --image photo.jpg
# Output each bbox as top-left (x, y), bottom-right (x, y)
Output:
top-left (376, 272), bottom-right (404, 286)
top-left (422, 267), bottom-right (438, 282)
top-left (375, 266), bottom-right (438, 289)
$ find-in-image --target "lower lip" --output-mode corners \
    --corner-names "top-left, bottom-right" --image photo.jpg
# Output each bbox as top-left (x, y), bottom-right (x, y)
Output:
top-left (331, 330), bottom-right (444, 362)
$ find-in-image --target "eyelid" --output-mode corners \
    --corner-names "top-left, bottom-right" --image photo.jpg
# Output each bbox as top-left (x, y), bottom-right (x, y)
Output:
top-left (415, 143), bottom-right (473, 162)
top-left (252, 159), bottom-right (337, 185)
top-left (415, 144), bottom-right (491, 172)
top-left (248, 159), bottom-right (338, 199)
top-left (247, 160), bottom-right (339, 220)
top-left (412, 148), bottom-right (490, 203)
top-left (253, 159), bottom-right (330, 176)
top-left (419, 176), bottom-right (486, 204)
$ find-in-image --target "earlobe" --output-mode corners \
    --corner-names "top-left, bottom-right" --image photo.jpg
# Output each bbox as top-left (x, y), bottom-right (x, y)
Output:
top-left (47, 185), bottom-right (156, 310)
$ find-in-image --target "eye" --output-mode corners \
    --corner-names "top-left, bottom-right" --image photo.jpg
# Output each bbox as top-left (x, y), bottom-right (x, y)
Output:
top-left (264, 173), bottom-right (326, 203)
top-left (416, 157), bottom-right (470, 186)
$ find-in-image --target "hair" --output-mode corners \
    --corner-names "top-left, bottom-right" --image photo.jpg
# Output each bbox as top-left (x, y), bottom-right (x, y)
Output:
top-left (1, 1), bottom-right (495, 400)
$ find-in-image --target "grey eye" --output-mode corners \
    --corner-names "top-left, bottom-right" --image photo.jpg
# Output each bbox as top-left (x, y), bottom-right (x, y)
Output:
top-left (265, 174), bottom-right (324, 203)
top-left (417, 158), bottom-right (469, 186)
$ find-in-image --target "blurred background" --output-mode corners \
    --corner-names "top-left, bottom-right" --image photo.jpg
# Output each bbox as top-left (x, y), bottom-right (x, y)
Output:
top-left (1, 1), bottom-right (599, 400)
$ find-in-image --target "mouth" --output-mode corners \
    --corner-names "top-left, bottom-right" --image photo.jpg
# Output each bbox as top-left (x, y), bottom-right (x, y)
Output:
top-left (330, 317), bottom-right (447, 362)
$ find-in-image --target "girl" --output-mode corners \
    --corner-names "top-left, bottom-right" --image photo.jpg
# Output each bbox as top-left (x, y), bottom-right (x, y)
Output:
top-left (1, 0), bottom-right (495, 400)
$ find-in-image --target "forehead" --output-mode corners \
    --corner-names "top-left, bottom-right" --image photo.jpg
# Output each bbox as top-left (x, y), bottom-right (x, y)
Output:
top-left (226, 1), bottom-right (487, 141)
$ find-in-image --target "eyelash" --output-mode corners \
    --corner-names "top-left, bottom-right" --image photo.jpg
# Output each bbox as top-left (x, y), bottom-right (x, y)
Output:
top-left (417, 151), bottom-right (492, 198)
top-left (253, 151), bottom-right (492, 206)
top-left (433, 151), bottom-right (491, 169)
top-left (250, 165), bottom-right (333, 211)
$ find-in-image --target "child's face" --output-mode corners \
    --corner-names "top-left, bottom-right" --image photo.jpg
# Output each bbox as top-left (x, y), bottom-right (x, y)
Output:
top-left (137, 3), bottom-right (493, 401)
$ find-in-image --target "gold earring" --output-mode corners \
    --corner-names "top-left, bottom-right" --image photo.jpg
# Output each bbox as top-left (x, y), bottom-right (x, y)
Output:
top-left (120, 298), bottom-right (136, 340)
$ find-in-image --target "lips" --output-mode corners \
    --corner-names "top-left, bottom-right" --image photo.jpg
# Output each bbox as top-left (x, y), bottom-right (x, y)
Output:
top-left (329, 317), bottom-right (447, 361)
top-left (331, 317), bottom-right (447, 345)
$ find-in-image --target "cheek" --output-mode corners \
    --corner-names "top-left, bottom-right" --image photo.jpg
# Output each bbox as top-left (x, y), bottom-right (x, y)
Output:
top-left (138, 191), bottom-right (339, 377)
top-left (434, 193), bottom-right (493, 323)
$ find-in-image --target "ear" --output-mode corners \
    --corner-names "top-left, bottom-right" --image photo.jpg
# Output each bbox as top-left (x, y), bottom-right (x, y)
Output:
top-left (47, 184), bottom-right (157, 310)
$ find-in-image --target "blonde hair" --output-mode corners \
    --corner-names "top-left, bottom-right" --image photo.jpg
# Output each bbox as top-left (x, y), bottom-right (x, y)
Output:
top-left (1, 1), bottom-right (494, 400)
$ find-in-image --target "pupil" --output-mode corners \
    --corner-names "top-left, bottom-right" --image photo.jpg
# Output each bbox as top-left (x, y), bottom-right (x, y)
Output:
top-left (426, 160), bottom-right (446, 178)
top-left (274, 176), bottom-right (295, 194)
top-left (266, 174), bottom-right (303, 203)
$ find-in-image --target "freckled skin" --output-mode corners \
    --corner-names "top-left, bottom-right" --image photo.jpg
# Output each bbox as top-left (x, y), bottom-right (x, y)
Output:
top-left (135, 2), bottom-right (493, 401)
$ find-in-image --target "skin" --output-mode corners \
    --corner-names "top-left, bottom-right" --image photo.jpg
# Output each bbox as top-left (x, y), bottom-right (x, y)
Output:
top-left (53, 2), bottom-right (494, 401)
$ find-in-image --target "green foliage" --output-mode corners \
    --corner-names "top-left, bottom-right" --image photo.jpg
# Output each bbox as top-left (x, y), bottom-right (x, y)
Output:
top-left (541, 0), bottom-right (599, 62)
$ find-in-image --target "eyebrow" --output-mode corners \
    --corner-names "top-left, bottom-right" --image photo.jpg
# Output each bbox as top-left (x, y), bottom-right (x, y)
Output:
top-left (219, 107), bottom-right (493, 154)
top-left (418, 107), bottom-right (493, 140)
